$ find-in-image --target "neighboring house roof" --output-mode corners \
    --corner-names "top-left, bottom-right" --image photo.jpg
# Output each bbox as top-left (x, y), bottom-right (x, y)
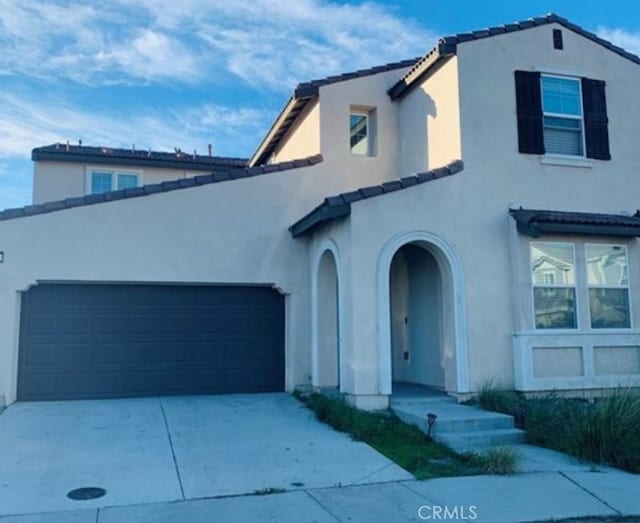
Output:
top-left (510, 208), bottom-right (640, 237)
top-left (0, 155), bottom-right (323, 223)
top-left (289, 160), bottom-right (464, 238)
top-left (388, 13), bottom-right (640, 100)
top-left (32, 144), bottom-right (249, 172)
top-left (250, 58), bottom-right (420, 166)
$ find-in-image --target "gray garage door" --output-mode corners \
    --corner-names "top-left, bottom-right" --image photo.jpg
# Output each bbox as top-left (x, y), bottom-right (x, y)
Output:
top-left (17, 284), bottom-right (285, 401)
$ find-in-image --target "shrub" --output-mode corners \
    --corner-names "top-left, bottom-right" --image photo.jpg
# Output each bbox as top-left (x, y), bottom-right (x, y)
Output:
top-left (480, 446), bottom-right (519, 475)
top-left (523, 389), bottom-right (640, 473)
top-left (476, 380), bottom-right (522, 415)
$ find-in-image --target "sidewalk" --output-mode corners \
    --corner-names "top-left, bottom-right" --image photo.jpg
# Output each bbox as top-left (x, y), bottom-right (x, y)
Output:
top-left (3, 468), bottom-right (639, 523)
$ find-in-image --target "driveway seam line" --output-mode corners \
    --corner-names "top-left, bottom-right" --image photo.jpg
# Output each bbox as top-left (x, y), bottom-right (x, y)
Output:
top-left (305, 489), bottom-right (343, 522)
top-left (159, 397), bottom-right (186, 500)
top-left (348, 461), bottom-right (397, 485)
top-left (558, 471), bottom-right (621, 516)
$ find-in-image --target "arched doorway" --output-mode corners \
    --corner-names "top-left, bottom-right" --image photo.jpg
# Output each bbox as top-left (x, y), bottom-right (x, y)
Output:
top-left (378, 232), bottom-right (468, 395)
top-left (313, 247), bottom-right (341, 389)
top-left (389, 244), bottom-right (444, 389)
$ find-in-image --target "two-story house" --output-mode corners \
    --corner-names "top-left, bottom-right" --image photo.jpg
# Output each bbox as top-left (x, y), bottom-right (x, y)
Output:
top-left (1, 13), bottom-right (639, 409)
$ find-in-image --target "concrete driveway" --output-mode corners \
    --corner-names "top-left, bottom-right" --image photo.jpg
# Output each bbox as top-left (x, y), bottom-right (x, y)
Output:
top-left (0, 393), bottom-right (411, 517)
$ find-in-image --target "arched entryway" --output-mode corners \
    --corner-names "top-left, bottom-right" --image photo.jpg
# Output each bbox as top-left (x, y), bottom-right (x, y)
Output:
top-left (312, 243), bottom-right (342, 390)
top-left (389, 244), bottom-right (445, 389)
top-left (378, 232), bottom-right (469, 395)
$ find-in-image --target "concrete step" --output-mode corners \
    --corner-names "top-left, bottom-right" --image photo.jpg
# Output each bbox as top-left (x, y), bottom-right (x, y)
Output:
top-left (391, 400), bottom-right (516, 434)
top-left (434, 428), bottom-right (527, 451)
top-left (390, 395), bottom-right (526, 451)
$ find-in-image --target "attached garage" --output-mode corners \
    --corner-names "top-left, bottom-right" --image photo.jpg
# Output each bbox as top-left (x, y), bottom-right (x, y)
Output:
top-left (17, 283), bottom-right (285, 401)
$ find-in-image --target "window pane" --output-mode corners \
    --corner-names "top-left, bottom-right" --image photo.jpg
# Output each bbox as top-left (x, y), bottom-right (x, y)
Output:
top-left (531, 243), bottom-right (575, 285)
top-left (117, 174), bottom-right (138, 190)
top-left (586, 245), bottom-right (629, 286)
top-left (589, 288), bottom-right (630, 329)
top-left (542, 76), bottom-right (582, 116)
top-left (91, 172), bottom-right (112, 194)
top-left (534, 288), bottom-right (577, 329)
top-left (350, 113), bottom-right (368, 154)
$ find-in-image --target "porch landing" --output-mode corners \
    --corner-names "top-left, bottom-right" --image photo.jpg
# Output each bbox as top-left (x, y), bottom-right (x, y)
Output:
top-left (390, 384), bottom-right (526, 451)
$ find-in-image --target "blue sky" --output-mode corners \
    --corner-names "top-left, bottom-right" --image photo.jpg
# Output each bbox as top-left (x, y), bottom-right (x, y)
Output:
top-left (1, 0), bottom-right (639, 210)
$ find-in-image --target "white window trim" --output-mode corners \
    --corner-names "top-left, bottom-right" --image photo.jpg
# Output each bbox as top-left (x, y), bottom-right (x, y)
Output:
top-left (85, 167), bottom-right (143, 195)
top-left (585, 243), bottom-right (633, 330)
top-left (540, 73), bottom-right (587, 159)
top-left (349, 110), bottom-right (370, 156)
top-left (539, 155), bottom-right (593, 168)
top-left (531, 241), bottom-right (579, 331)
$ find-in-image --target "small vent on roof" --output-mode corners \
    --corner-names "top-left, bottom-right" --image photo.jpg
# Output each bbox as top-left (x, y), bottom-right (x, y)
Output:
top-left (553, 29), bottom-right (563, 50)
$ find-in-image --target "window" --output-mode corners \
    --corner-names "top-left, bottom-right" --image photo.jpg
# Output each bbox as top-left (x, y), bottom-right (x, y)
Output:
top-left (514, 70), bottom-right (610, 160)
top-left (88, 169), bottom-right (141, 194)
top-left (531, 242), bottom-right (577, 329)
top-left (530, 242), bottom-right (632, 331)
top-left (349, 106), bottom-right (376, 156)
top-left (541, 76), bottom-right (584, 156)
top-left (586, 244), bottom-right (630, 329)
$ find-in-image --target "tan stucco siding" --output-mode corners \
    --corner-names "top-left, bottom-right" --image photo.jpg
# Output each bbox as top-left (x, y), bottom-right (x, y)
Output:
top-left (398, 56), bottom-right (462, 175)
top-left (272, 100), bottom-right (321, 162)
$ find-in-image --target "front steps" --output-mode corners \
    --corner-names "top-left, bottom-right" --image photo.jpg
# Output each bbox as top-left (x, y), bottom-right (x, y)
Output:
top-left (390, 393), bottom-right (526, 452)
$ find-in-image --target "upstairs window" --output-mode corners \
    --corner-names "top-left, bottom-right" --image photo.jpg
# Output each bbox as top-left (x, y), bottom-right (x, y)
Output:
top-left (349, 106), bottom-right (376, 156)
top-left (515, 70), bottom-right (610, 160)
top-left (541, 76), bottom-right (584, 156)
top-left (89, 169), bottom-right (141, 194)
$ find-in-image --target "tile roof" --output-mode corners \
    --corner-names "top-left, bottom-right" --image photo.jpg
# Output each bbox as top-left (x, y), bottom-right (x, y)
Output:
top-left (289, 160), bottom-right (463, 238)
top-left (510, 208), bottom-right (640, 237)
top-left (32, 144), bottom-right (249, 172)
top-left (250, 58), bottom-right (419, 166)
top-left (0, 154), bottom-right (323, 223)
top-left (388, 13), bottom-right (640, 100)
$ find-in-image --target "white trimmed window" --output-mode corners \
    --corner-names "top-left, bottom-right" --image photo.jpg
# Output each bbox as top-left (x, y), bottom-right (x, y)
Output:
top-left (586, 244), bottom-right (631, 329)
top-left (349, 106), bottom-right (376, 156)
top-left (88, 169), bottom-right (141, 194)
top-left (541, 75), bottom-right (585, 156)
top-left (530, 242), bottom-right (577, 329)
top-left (530, 241), bottom-right (632, 331)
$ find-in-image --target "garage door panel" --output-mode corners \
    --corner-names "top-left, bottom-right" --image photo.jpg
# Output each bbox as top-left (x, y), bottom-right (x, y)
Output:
top-left (18, 284), bottom-right (285, 401)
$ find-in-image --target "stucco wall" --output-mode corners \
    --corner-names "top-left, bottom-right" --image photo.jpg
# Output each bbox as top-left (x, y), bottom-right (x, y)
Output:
top-left (32, 161), bottom-right (211, 204)
top-left (272, 100), bottom-right (321, 163)
top-left (0, 161), bottom-right (372, 404)
top-left (317, 68), bottom-right (409, 186)
top-left (397, 56), bottom-right (462, 174)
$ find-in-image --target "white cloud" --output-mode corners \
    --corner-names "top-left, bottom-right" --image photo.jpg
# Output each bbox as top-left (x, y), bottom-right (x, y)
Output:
top-left (0, 0), bottom-right (435, 90)
top-left (0, 92), bottom-right (271, 159)
top-left (596, 26), bottom-right (640, 57)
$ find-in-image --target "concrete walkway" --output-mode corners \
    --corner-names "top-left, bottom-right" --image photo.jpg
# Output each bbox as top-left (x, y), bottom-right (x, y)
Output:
top-left (1, 468), bottom-right (638, 523)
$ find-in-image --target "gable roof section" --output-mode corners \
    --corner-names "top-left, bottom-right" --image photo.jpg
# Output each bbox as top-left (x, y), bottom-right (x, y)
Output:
top-left (510, 208), bottom-right (640, 237)
top-left (33, 144), bottom-right (248, 172)
top-left (290, 160), bottom-right (463, 238)
top-left (0, 154), bottom-right (323, 223)
top-left (250, 58), bottom-right (419, 166)
top-left (388, 13), bottom-right (640, 100)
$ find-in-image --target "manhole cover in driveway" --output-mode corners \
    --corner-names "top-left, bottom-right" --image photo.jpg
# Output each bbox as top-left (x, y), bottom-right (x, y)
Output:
top-left (67, 487), bottom-right (107, 501)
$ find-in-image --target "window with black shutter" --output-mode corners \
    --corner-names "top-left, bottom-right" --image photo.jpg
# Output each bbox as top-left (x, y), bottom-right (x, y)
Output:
top-left (514, 70), bottom-right (611, 161)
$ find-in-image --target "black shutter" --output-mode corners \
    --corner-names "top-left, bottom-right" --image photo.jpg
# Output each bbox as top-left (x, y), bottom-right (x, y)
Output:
top-left (515, 71), bottom-right (544, 154)
top-left (582, 78), bottom-right (611, 160)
